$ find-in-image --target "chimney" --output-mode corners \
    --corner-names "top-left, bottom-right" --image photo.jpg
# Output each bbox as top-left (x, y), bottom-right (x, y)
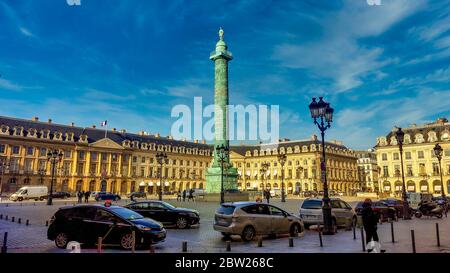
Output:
top-left (155, 133), bottom-right (160, 138)
top-left (194, 139), bottom-right (198, 144)
top-left (201, 139), bottom-right (206, 144)
top-left (119, 129), bottom-right (126, 134)
top-left (70, 122), bottom-right (75, 127)
top-left (48, 119), bottom-right (52, 124)
top-left (31, 117), bottom-right (39, 122)
top-left (139, 130), bottom-right (145, 136)
top-left (167, 135), bottom-right (173, 140)
top-left (112, 128), bottom-right (116, 132)
top-left (92, 125), bottom-right (96, 129)
top-left (311, 134), bottom-right (318, 141)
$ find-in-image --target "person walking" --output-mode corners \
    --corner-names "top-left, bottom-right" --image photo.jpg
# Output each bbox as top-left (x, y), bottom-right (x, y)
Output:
top-left (361, 198), bottom-right (385, 252)
top-left (189, 189), bottom-right (195, 202)
top-left (176, 190), bottom-right (182, 202)
top-left (265, 189), bottom-right (270, 204)
top-left (84, 191), bottom-right (90, 203)
top-left (77, 191), bottom-right (82, 203)
top-left (182, 189), bottom-right (186, 202)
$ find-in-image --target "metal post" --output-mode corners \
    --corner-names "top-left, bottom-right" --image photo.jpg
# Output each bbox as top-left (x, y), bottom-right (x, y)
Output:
top-left (11, 216), bottom-right (14, 223)
top-left (258, 236), bottom-right (263, 247)
top-left (436, 223), bottom-right (440, 247)
top-left (5, 215), bottom-right (8, 221)
top-left (353, 223), bottom-right (356, 240)
top-left (18, 218), bottom-right (21, 224)
top-left (220, 159), bottom-right (224, 204)
top-left (320, 131), bottom-right (333, 235)
top-left (47, 157), bottom-right (57, 206)
top-left (360, 227), bottom-right (366, 252)
top-left (0, 214), bottom-right (2, 219)
top-left (131, 231), bottom-right (135, 253)
top-left (226, 241), bottom-right (231, 252)
top-left (45, 220), bottom-right (48, 226)
top-left (289, 237), bottom-right (293, 247)
top-left (1, 232), bottom-right (7, 253)
top-left (26, 219), bottom-right (29, 226)
top-left (97, 237), bottom-right (103, 253)
top-left (182, 241), bottom-right (187, 252)
top-left (411, 230), bottom-right (416, 253)
top-left (391, 221), bottom-right (395, 243)
top-left (319, 228), bottom-right (323, 247)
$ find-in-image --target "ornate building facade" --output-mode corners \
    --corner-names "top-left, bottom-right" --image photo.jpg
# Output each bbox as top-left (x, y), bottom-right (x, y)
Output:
top-left (0, 116), bottom-right (359, 195)
top-left (0, 116), bottom-right (212, 195)
top-left (230, 135), bottom-right (360, 194)
top-left (375, 118), bottom-right (450, 195)
top-left (355, 149), bottom-right (379, 192)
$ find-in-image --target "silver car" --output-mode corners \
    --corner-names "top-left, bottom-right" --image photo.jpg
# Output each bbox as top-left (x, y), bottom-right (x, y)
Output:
top-left (214, 202), bottom-right (305, 241)
top-left (299, 198), bottom-right (356, 232)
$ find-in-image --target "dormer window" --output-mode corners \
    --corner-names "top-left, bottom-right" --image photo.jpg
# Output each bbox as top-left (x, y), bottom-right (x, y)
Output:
top-left (302, 145), bottom-right (308, 152)
top-left (28, 128), bottom-right (37, 138)
top-left (0, 125), bottom-right (9, 135)
top-left (442, 131), bottom-right (449, 141)
top-left (404, 134), bottom-right (411, 144)
top-left (122, 140), bottom-right (131, 148)
top-left (390, 136), bottom-right (398, 145)
top-left (428, 131), bottom-right (437, 142)
top-left (311, 144), bottom-right (316, 151)
top-left (41, 129), bottom-right (50, 139)
top-left (141, 143), bottom-right (148, 150)
top-left (65, 132), bottom-right (74, 142)
top-left (79, 134), bottom-right (88, 143)
top-left (415, 134), bottom-right (424, 144)
top-left (287, 147), bottom-right (293, 153)
top-left (53, 131), bottom-right (62, 141)
top-left (13, 126), bottom-right (24, 136)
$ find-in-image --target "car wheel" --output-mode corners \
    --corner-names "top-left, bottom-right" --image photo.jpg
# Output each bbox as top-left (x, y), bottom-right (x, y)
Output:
top-left (18, 197), bottom-right (23, 202)
top-left (303, 223), bottom-right (311, 230)
top-left (176, 217), bottom-right (188, 229)
top-left (55, 232), bottom-right (69, 249)
top-left (114, 197), bottom-right (119, 201)
top-left (241, 226), bottom-right (256, 242)
top-left (120, 233), bottom-right (134, 250)
top-left (39, 197), bottom-right (44, 201)
top-left (290, 223), bottom-right (301, 237)
top-left (34, 198), bottom-right (39, 201)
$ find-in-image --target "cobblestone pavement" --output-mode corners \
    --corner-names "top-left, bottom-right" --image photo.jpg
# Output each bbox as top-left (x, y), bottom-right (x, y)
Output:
top-left (1, 197), bottom-right (450, 253)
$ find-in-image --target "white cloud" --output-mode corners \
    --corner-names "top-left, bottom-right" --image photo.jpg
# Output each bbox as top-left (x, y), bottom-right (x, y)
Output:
top-left (19, 27), bottom-right (34, 37)
top-left (0, 78), bottom-right (22, 91)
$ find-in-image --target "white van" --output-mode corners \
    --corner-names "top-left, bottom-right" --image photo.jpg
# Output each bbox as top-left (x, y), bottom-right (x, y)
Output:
top-left (10, 186), bottom-right (48, 201)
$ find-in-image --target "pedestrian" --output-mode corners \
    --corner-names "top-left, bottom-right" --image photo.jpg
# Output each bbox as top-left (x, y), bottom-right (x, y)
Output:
top-left (182, 189), bottom-right (186, 202)
top-left (189, 189), bottom-right (195, 202)
top-left (265, 189), bottom-right (270, 204)
top-left (188, 189), bottom-right (193, 202)
top-left (130, 193), bottom-right (135, 202)
top-left (361, 198), bottom-right (385, 252)
top-left (176, 190), bottom-right (182, 202)
top-left (84, 191), bottom-right (90, 203)
top-left (77, 191), bottom-right (82, 203)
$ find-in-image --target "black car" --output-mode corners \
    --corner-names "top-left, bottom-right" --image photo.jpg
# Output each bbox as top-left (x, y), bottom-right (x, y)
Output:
top-left (95, 192), bottom-right (121, 201)
top-left (47, 204), bottom-right (166, 250)
top-left (125, 201), bottom-right (200, 229)
top-left (50, 192), bottom-right (71, 199)
top-left (127, 192), bottom-right (147, 199)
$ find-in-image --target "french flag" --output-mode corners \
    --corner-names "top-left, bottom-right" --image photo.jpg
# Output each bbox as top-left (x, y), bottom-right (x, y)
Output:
top-left (101, 120), bottom-right (107, 127)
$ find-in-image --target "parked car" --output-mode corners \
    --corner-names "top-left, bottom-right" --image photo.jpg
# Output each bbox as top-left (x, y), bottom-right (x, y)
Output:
top-left (94, 192), bottom-right (121, 201)
top-left (47, 204), bottom-right (166, 250)
top-left (213, 202), bottom-right (304, 241)
top-left (90, 191), bottom-right (101, 198)
top-left (125, 201), bottom-right (199, 229)
top-left (299, 198), bottom-right (357, 231)
top-left (354, 201), bottom-right (397, 221)
top-left (270, 189), bottom-right (281, 198)
top-left (9, 186), bottom-right (48, 201)
top-left (127, 192), bottom-right (147, 199)
top-left (380, 198), bottom-right (413, 218)
top-left (50, 192), bottom-right (71, 199)
top-left (303, 190), bottom-right (318, 198)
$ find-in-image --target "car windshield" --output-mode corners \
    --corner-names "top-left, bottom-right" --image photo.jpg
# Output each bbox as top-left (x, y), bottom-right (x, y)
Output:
top-left (162, 202), bottom-right (176, 209)
top-left (110, 207), bottom-right (144, 220)
top-left (301, 200), bottom-right (322, 209)
top-left (216, 205), bottom-right (236, 215)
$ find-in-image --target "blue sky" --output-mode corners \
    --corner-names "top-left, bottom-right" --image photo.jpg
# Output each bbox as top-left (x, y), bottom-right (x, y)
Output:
top-left (0, 0), bottom-right (449, 150)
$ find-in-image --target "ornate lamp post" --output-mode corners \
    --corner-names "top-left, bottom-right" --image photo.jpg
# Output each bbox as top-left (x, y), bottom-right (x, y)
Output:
top-left (309, 96), bottom-right (334, 235)
top-left (156, 151), bottom-right (168, 201)
top-left (395, 128), bottom-right (411, 220)
top-left (46, 150), bottom-right (63, 205)
top-left (216, 144), bottom-right (229, 204)
top-left (260, 162), bottom-right (269, 191)
top-left (0, 159), bottom-right (10, 199)
top-left (277, 153), bottom-right (287, 202)
top-left (433, 144), bottom-right (446, 199)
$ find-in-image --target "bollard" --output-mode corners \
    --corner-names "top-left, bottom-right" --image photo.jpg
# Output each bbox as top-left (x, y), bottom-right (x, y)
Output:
top-left (257, 236), bottom-right (263, 247)
top-left (11, 216), bottom-right (14, 223)
top-left (226, 241), bottom-right (231, 252)
top-left (289, 237), bottom-right (294, 247)
top-left (33, 203), bottom-right (35, 206)
top-left (131, 231), bottom-right (135, 253)
top-left (149, 244), bottom-right (155, 253)
top-left (391, 221), bottom-right (395, 243)
top-left (97, 237), bottom-right (103, 253)
top-left (411, 230), bottom-right (416, 253)
top-left (182, 241), bottom-right (187, 252)
top-left (436, 223), bottom-right (441, 247)
top-left (5, 215), bottom-right (8, 221)
top-left (45, 220), bottom-right (48, 227)
top-left (360, 227), bottom-right (366, 252)
top-left (26, 219), bottom-right (29, 226)
top-left (352, 224), bottom-right (356, 240)
top-left (0, 214), bottom-right (2, 220)
top-left (318, 225), bottom-right (323, 247)
top-left (18, 218), bottom-right (21, 224)
top-left (1, 232), bottom-right (7, 253)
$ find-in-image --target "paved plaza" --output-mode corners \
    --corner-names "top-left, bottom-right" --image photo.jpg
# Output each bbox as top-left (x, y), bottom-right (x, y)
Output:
top-left (1, 197), bottom-right (450, 253)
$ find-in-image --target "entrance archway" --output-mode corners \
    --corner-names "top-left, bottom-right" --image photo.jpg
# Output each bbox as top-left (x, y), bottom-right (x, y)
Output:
top-left (110, 180), bottom-right (117, 193)
top-left (89, 180), bottom-right (96, 192)
top-left (433, 180), bottom-right (442, 194)
top-left (383, 181), bottom-right (391, 192)
top-left (61, 179), bottom-right (69, 192)
top-left (407, 181), bottom-right (415, 192)
top-left (100, 180), bottom-right (107, 192)
top-left (120, 181), bottom-right (127, 194)
top-left (420, 180), bottom-right (429, 193)
top-left (288, 183), bottom-right (293, 194)
top-left (76, 180), bottom-right (83, 192)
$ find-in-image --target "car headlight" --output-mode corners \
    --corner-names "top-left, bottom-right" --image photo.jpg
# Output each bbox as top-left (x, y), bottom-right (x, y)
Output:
top-left (188, 212), bottom-right (198, 218)
top-left (136, 224), bottom-right (152, 231)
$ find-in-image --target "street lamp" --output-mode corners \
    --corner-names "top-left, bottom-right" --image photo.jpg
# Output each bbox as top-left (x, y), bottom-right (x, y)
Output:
top-left (395, 127), bottom-right (411, 220)
top-left (216, 144), bottom-right (229, 204)
top-left (260, 162), bottom-right (269, 191)
top-left (156, 150), bottom-right (168, 201)
top-left (46, 149), bottom-right (63, 205)
top-left (309, 96), bottom-right (334, 235)
top-left (433, 143), bottom-right (446, 199)
top-left (277, 153), bottom-right (287, 202)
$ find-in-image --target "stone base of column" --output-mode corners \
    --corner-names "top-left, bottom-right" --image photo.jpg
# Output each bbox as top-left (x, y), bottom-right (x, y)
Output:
top-left (205, 166), bottom-right (238, 193)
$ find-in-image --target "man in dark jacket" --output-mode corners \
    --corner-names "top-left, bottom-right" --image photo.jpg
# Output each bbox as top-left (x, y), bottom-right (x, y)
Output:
top-left (361, 199), bottom-right (385, 252)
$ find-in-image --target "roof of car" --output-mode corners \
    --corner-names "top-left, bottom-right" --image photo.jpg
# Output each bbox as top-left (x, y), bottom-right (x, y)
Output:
top-left (304, 198), bottom-right (342, 201)
top-left (222, 201), bottom-right (260, 207)
top-left (59, 204), bottom-right (123, 210)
